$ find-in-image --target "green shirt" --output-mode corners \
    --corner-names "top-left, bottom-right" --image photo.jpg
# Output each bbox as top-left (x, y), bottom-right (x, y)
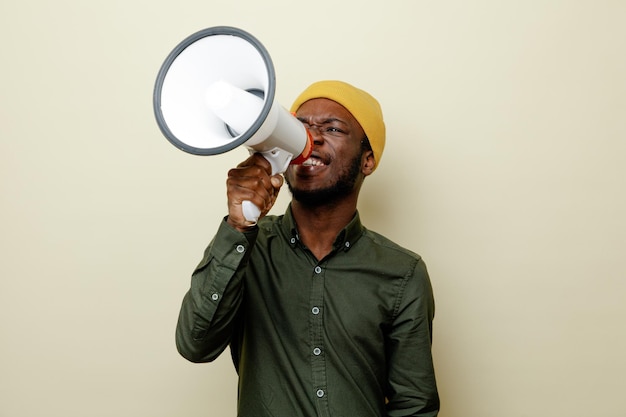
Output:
top-left (176, 207), bottom-right (439, 416)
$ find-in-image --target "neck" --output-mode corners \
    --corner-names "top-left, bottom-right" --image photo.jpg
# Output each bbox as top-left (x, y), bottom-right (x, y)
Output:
top-left (290, 197), bottom-right (357, 261)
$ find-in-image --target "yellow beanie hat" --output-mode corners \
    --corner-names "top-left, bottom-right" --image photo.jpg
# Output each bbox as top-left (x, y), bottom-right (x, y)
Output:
top-left (290, 80), bottom-right (386, 171)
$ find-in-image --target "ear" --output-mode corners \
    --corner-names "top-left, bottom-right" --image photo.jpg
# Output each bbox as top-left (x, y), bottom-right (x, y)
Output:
top-left (361, 150), bottom-right (376, 176)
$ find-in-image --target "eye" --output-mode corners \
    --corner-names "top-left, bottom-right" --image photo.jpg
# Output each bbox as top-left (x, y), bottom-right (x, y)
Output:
top-left (325, 126), bottom-right (347, 136)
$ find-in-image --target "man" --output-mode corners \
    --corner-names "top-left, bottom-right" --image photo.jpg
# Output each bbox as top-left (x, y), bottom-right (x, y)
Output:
top-left (176, 80), bottom-right (440, 416)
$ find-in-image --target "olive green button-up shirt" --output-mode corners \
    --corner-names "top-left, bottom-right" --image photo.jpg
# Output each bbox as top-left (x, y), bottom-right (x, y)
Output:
top-left (176, 207), bottom-right (439, 417)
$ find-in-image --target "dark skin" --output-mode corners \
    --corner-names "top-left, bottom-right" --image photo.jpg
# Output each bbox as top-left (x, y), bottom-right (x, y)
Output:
top-left (226, 98), bottom-right (375, 260)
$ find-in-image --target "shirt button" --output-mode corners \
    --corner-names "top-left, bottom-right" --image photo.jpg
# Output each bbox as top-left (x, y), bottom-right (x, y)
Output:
top-left (311, 307), bottom-right (320, 315)
top-left (345, 241), bottom-right (350, 248)
top-left (314, 266), bottom-right (322, 274)
top-left (290, 237), bottom-right (296, 244)
top-left (313, 347), bottom-right (321, 356)
top-left (316, 389), bottom-right (325, 398)
top-left (236, 244), bottom-right (245, 253)
top-left (211, 293), bottom-right (219, 301)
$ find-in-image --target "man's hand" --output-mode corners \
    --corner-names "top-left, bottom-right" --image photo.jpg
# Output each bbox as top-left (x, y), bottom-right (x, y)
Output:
top-left (226, 153), bottom-right (284, 231)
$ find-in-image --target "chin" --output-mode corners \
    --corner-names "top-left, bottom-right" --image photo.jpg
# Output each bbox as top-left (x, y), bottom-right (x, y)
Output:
top-left (288, 182), bottom-right (356, 207)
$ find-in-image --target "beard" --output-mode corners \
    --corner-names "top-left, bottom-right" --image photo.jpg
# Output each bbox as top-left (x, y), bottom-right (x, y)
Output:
top-left (286, 151), bottom-right (363, 207)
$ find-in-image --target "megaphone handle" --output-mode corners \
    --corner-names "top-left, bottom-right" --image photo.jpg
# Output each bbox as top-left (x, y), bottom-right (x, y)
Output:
top-left (241, 148), bottom-right (293, 224)
top-left (242, 201), bottom-right (262, 224)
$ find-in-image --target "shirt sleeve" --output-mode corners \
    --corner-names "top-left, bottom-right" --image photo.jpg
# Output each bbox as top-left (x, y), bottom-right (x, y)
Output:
top-left (385, 258), bottom-right (440, 417)
top-left (175, 218), bottom-right (257, 363)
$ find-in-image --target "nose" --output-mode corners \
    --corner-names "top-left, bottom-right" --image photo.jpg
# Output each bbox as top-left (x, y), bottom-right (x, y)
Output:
top-left (305, 124), bottom-right (325, 144)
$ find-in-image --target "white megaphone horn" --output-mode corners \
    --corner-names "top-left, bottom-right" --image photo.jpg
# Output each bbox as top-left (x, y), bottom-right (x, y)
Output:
top-left (153, 26), bottom-right (313, 223)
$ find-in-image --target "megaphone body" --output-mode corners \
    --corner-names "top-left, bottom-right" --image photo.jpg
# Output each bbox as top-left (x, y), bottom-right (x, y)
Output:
top-left (153, 26), bottom-right (312, 223)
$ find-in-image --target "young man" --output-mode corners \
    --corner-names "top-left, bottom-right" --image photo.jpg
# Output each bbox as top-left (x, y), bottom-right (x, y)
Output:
top-left (176, 80), bottom-right (440, 416)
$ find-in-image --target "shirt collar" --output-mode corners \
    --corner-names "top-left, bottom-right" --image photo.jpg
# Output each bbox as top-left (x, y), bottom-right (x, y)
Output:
top-left (283, 204), bottom-right (365, 252)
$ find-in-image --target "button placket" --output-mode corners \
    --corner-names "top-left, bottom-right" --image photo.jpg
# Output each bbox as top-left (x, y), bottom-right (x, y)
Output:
top-left (309, 261), bottom-right (328, 411)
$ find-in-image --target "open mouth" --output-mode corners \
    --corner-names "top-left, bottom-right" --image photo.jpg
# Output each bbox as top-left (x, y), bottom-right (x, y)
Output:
top-left (301, 157), bottom-right (325, 167)
top-left (300, 153), bottom-right (328, 167)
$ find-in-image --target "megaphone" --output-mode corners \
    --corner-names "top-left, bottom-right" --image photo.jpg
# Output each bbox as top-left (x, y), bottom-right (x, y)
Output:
top-left (153, 26), bottom-right (313, 223)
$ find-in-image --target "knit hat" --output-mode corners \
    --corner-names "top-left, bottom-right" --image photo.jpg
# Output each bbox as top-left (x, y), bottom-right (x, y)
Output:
top-left (290, 80), bottom-right (386, 171)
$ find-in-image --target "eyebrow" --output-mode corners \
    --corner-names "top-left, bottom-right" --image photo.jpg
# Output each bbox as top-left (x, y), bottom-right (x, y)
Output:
top-left (297, 116), bottom-right (349, 127)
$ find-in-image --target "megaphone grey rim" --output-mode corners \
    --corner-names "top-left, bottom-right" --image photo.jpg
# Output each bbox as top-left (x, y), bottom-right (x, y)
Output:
top-left (153, 26), bottom-right (276, 156)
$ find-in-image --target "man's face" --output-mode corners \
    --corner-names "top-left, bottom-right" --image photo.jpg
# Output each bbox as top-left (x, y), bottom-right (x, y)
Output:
top-left (284, 98), bottom-right (370, 206)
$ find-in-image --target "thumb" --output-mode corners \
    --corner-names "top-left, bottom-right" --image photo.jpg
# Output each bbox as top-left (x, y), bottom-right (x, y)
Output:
top-left (270, 175), bottom-right (284, 189)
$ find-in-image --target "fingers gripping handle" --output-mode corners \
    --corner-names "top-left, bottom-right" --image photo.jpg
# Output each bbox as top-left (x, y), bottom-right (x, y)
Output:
top-left (241, 148), bottom-right (292, 224)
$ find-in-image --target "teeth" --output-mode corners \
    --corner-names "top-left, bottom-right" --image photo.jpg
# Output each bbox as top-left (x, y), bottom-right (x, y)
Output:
top-left (302, 158), bottom-right (325, 167)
